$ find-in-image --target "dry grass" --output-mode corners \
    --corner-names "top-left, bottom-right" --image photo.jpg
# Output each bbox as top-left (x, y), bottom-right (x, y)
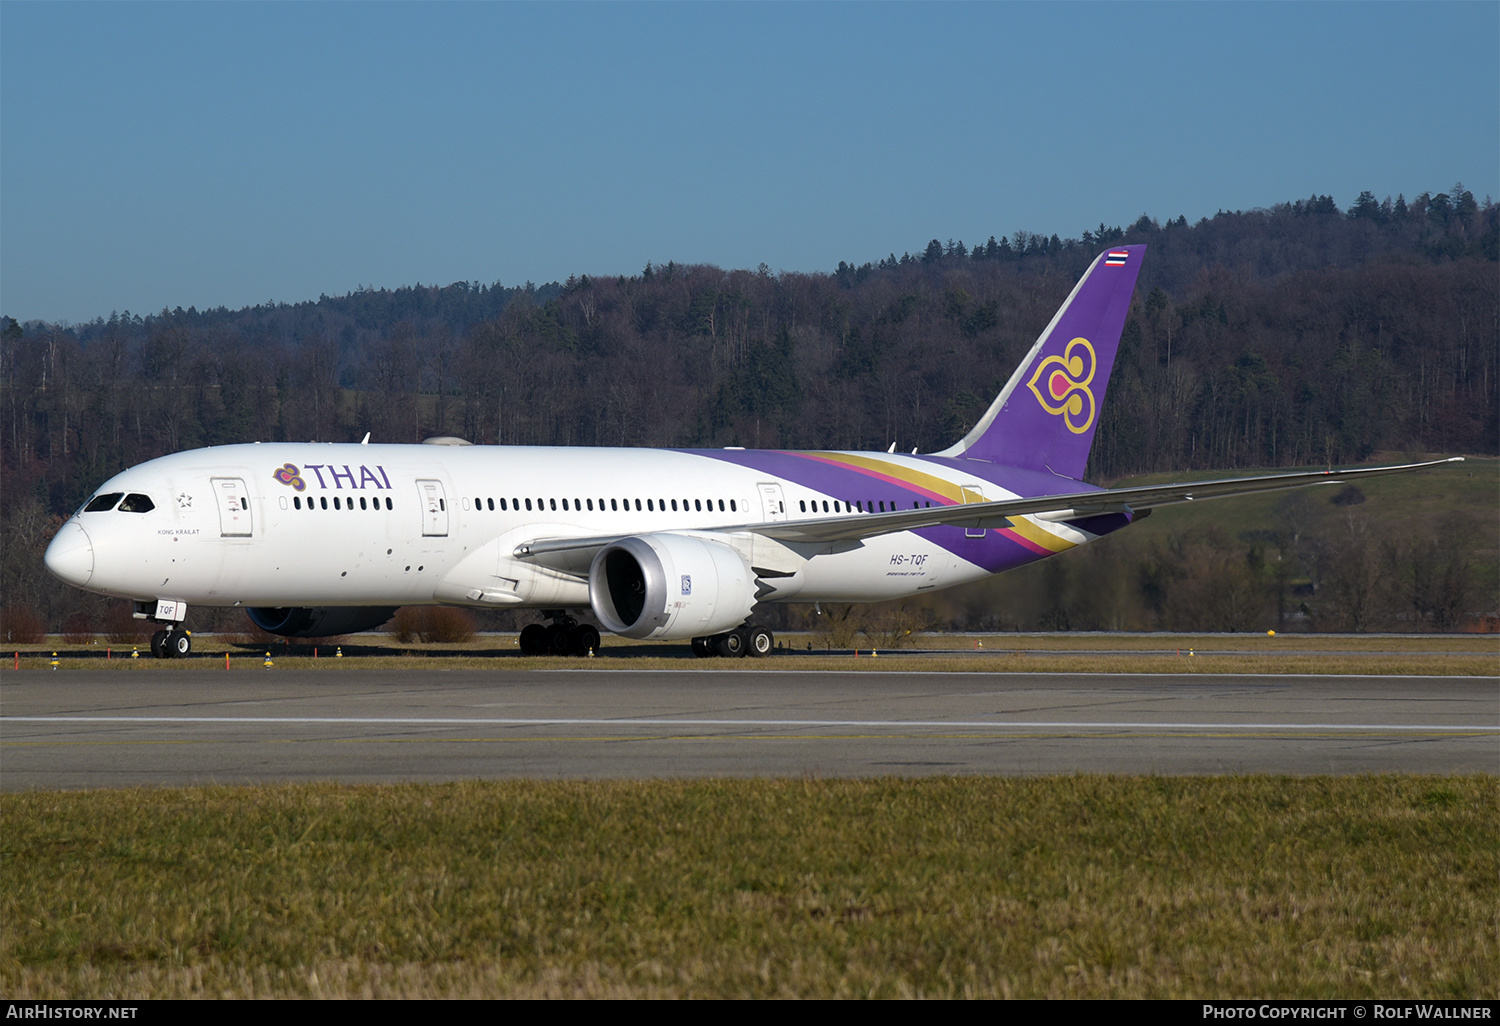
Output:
top-left (2, 776), bottom-right (1494, 998)
top-left (8, 643), bottom-right (1495, 677)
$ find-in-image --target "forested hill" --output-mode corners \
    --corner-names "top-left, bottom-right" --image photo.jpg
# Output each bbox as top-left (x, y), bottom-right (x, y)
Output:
top-left (4, 185), bottom-right (1496, 524)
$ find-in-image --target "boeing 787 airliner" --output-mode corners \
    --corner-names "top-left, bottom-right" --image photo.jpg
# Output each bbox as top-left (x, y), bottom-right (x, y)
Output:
top-left (44, 246), bottom-right (1458, 658)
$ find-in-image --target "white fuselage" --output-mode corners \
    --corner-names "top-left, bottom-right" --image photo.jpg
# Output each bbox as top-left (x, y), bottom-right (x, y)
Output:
top-left (51, 441), bottom-right (1099, 615)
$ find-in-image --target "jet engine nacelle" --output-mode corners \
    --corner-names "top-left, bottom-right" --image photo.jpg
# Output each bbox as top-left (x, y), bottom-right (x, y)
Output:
top-left (246, 606), bottom-right (399, 638)
top-left (589, 534), bottom-right (755, 640)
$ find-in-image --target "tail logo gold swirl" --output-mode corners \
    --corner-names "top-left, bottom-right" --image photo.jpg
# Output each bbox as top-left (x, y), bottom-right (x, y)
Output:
top-left (1025, 337), bottom-right (1097, 434)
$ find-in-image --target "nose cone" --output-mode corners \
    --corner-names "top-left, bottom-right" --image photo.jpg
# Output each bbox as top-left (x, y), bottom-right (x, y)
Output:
top-left (45, 521), bottom-right (94, 587)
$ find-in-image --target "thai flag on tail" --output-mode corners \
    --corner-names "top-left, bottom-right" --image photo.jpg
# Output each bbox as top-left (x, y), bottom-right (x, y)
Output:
top-left (1105, 250), bottom-right (1130, 266)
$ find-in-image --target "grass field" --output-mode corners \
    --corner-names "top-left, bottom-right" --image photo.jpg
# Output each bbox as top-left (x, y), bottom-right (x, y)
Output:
top-left (6, 628), bottom-right (1494, 997)
top-left (2, 776), bottom-right (1494, 999)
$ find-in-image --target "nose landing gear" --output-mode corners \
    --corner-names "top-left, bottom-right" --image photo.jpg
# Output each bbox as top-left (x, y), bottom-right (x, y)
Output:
top-left (150, 628), bottom-right (192, 659)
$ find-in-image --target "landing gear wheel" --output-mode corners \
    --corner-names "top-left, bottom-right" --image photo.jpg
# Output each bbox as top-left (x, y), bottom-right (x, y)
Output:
top-left (691, 637), bottom-right (714, 658)
top-left (746, 626), bottom-right (773, 658)
top-left (519, 623), bottom-right (547, 655)
top-left (570, 623), bottom-right (600, 657)
top-left (715, 629), bottom-right (747, 658)
top-left (168, 629), bottom-right (191, 658)
top-left (150, 629), bottom-right (168, 659)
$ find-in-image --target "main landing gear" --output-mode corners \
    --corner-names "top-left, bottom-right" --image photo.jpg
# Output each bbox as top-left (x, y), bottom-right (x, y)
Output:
top-left (149, 627), bottom-right (192, 659)
top-left (519, 613), bottom-right (601, 657)
top-left (692, 625), bottom-right (773, 659)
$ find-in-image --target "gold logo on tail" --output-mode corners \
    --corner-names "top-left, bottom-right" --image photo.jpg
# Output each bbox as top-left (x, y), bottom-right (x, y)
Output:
top-left (1025, 337), bottom-right (1097, 434)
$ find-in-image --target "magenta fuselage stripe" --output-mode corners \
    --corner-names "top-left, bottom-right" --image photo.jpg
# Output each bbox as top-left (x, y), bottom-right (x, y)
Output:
top-left (789, 453), bottom-right (1052, 551)
top-left (788, 452), bottom-right (957, 506)
top-left (788, 455), bottom-right (1057, 554)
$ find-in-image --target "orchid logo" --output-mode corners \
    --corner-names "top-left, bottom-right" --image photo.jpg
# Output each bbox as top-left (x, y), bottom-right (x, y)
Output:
top-left (1025, 337), bottom-right (1097, 434)
top-left (272, 463), bottom-right (307, 492)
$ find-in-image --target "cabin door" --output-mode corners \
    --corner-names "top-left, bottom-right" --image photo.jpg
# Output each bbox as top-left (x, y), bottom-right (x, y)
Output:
top-left (757, 482), bottom-right (787, 522)
top-left (417, 479), bottom-right (449, 536)
top-left (212, 477), bottom-right (253, 537)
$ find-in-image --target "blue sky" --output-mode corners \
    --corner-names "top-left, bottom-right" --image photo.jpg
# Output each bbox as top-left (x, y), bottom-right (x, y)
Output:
top-left (3, 1), bottom-right (1495, 325)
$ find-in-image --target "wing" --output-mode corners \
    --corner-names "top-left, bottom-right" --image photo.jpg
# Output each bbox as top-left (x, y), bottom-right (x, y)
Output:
top-left (512, 457), bottom-right (1463, 564)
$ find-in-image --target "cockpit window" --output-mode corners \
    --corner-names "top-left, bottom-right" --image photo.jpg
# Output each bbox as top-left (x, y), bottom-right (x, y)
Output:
top-left (84, 493), bottom-right (124, 513)
top-left (118, 493), bottom-right (155, 513)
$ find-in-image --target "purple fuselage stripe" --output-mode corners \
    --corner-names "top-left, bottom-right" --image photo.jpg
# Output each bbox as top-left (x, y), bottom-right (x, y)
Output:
top-left (676, 448), bottom-right (1134, 575)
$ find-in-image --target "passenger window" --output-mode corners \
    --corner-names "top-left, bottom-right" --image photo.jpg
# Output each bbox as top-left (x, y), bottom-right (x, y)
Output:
top-left (525, 498), bottom-right (533, 511)
top-left (634, 499), bottom-right (642, 511)
top-left (334, 497), bottom-right (341, 510)
top-left (85, 493), bottom-right (124, 513)
top-left (321, 497), bottom-right (328, 510)
top-left (694, 499), bottom-right (702, 512)
top-left (386, 497), bottom-right (393, 510)
top-left (730, 500), bottom-right (736, 512)
top-left (119, 493), bottom-right (155, 513)
top-left (294, 496), bottom-right (302, 510)
top-left (361, 497), bottom-right (368, 510)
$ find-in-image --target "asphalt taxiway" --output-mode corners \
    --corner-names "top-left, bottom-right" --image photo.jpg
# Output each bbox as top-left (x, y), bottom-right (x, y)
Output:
top-left (1, 668), bottom-right (1494, 788)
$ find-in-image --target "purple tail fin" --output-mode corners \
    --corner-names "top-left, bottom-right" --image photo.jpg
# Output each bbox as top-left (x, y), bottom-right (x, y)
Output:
top-left (936, 245), bottom-right (1145, 479)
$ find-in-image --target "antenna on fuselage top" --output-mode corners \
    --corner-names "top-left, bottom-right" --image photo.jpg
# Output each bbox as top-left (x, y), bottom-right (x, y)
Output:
top-left (887, 442), bottom-right (896, 453)
top-left (360, 432), bottom-right (371, 445)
